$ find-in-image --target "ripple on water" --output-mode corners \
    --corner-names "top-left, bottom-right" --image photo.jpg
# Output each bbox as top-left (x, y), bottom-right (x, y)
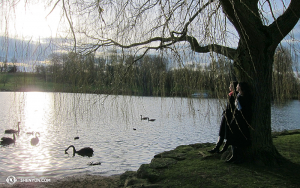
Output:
top-left (0, 93), bottom-right (299, 180)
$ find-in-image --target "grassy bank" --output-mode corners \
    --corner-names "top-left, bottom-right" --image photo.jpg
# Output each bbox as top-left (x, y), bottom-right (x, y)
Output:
top-left (2, 130), bottom-right (299, 188)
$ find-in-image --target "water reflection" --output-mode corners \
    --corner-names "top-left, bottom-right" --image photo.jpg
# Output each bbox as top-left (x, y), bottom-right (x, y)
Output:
top-left (0, 92), bottom-right (299, 182)
top-left (18, 92), bottom-right (55, 176)
top-left (23, 92), bottom-right (54, 133)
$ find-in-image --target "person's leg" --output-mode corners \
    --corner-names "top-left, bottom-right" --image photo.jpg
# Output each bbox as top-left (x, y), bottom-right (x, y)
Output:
top-left (219, 141), bottom-right (229, 153)
top-left (226, 145), bottom-right (237, 163)
top-left (208, 116), bottom-right (226, 154)
top-left (208, 136), bottom-right (224, 153)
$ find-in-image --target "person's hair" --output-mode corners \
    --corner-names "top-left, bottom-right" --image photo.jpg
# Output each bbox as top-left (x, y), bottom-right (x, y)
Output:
top-left (231, 81), bottom-right (238, 91)
top-left (238, 82), bottom-right (249, 94)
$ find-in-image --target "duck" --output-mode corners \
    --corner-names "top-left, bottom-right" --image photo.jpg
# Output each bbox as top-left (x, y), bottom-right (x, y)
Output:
top-left (74, 136), bottom-right (79, 140)
top-left (1, 133), bottom-right (16, 146)
top-left (140, 115), bottom-right (149, 120)
top-left (5, 122), bottom-right (20, 134)
top-left (65, 145), bottom-right (94, 157)
top-left (31, 132), bottom-right (40, 146)
top-left (148, 118), bottom-right (156, 122)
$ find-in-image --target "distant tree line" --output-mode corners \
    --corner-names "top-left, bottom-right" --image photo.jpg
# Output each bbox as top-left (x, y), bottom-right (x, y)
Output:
top-left (33, 48), bottom-right (299, 100)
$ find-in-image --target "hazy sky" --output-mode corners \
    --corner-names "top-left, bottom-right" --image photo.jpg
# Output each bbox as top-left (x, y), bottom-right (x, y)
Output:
top-left (0, 0), bottom-right (299, 62)
top-left (1, 1), bottom-right (62, 41)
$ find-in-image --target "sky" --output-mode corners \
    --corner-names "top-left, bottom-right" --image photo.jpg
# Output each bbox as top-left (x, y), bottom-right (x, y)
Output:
top-left (0, 0), bottom-right (299, 68)
top-left (1, 1), bottom-right (62, 41)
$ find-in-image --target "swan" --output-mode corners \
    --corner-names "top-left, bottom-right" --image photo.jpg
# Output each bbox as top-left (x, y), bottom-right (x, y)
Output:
top-left (65, 145), bottom-right (94, 157)
top-left (5, 122), bottom-right (20, 134)
top-left (31, 132), bottom-right (40, 146)
top-left (148, 118), bottom-right (156, 122)
top-left (140, 115), bottom-right (148, 120)
top-left (1, 133), bottom-right (16, 146)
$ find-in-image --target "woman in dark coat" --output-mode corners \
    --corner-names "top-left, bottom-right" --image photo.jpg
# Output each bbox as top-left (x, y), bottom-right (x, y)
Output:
top-left (208, 81), bottom-right (238, 154)
top-left (226, 82), bottom-right (252, 163)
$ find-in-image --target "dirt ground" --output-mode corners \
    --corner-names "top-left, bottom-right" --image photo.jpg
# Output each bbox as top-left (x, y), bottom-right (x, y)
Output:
top-left (0, 174), bottom-right (121, 188)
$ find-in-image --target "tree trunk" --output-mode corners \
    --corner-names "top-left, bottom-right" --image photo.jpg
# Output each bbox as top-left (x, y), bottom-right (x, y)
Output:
top-left (234, 40), bottom-right (282, 165)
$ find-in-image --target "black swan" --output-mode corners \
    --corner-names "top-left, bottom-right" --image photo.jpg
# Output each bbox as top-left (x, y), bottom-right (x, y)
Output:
top-left (1, 133), bottom-right (16, 146)
top-left (140, 115), bottom-right (148, 120)
top-left (65, 145), bottom-right (94, 157)
top-left (5, 122), bottom-right (20, 134)
top-left (31, 132), bottom-right (40, 146)
top-left (148, 117), bottom-right (156, 121)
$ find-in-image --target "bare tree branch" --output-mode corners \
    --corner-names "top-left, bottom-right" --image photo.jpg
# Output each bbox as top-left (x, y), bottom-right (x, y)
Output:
top-left (268, 0), bottom-right (300, 50)
top-left (62, 0), bottom-right (76, 53)
top-left (80, 0), bottom-right (238, 58)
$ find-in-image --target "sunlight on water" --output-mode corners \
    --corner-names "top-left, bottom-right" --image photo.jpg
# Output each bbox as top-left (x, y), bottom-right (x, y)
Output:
top-left (23, 92), bottom-right (54, 133)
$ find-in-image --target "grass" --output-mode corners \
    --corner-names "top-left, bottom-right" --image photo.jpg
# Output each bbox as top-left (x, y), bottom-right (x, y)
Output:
top-left (148, 132), bottom-right (300, 188)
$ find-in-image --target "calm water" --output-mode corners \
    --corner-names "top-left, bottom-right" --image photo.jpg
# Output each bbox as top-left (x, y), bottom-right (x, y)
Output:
top-left (0, 92), bottom-right (299, 182)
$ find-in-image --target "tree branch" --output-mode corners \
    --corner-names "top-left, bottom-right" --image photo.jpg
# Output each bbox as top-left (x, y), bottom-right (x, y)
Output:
top-left (268, 0), bottom-right (300, 49)
top-left (81, 0), bottom-right (236, 59)
top-left (182, 35), bottom-right (237, 59)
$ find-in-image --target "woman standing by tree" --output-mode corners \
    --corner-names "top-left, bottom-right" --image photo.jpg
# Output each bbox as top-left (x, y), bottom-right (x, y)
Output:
top-left (208, 81), bottom-right (238, 154)
top-left (226, 82), bottom-right (252, 164)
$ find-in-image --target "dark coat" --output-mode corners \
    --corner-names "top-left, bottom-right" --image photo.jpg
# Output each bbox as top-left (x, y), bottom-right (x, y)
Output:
top-left (226, 94), bottom-right (252, 146)
top-left (219, 91), bottom-right (237, 137)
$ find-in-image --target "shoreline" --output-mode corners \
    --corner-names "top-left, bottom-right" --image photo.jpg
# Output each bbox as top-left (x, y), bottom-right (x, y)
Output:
top-left (1, 130), bottom-right (299, 188)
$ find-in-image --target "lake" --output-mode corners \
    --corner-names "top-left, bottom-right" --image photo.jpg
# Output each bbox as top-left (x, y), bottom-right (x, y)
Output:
top-left (0, 92), bottom-right (299, 183)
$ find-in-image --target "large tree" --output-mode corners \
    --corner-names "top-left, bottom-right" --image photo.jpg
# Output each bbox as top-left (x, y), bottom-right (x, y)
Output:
top-left (58, 0), bottom-right (299, 165)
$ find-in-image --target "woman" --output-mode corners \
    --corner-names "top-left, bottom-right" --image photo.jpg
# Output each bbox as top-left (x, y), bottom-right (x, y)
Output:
top-left (208, 81), bottom-right (238, 154)
top-left (226, 82), bottom-right (252, 163)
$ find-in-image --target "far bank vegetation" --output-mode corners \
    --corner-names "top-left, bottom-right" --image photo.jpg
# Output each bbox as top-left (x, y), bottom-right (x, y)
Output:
top-left (0, 47), bottom-right (299, 101)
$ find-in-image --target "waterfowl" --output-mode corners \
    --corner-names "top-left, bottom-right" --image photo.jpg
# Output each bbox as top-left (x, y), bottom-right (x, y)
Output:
top-left (88, 162), bottom-right (101, 166)
top-left (133, 128), bottom-right (136, 130)
top-left (140, 115), bottom-right (148, 120)
top-left (1, 133), bottom-right (16, 146)
top-left (65, 145), bottom-right (94, 157)
top-left (31, 132), bottom-right (40, 146)
top-left (26, 131), bottom-right (34, 135)
top-left (5, 122), bottom-right (20, 134)
top-left (74, 136), bottom-right (79, 140)
top-left (148, 118), bottom-right (156, 122)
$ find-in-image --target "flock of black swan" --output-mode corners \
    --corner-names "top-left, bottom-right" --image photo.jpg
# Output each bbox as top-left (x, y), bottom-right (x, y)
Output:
top-left (140, 115), bottom-right (156, 121)
top-left (0, 122), bottom-right (94, 158)
top-left (0, 122), bottom-right (41, 146)
top-left (134, 115), bottom-right (156, 130)
top-left (2, 115), bottom-right (155, 157)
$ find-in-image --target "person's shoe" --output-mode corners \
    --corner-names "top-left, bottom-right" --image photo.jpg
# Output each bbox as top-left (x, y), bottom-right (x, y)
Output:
top-left (219, 142), bottom-right (229, 153)
top-left (225, 156), bottom-right (236, 163)
top-left (208, 147), bottom-right (219, 154)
